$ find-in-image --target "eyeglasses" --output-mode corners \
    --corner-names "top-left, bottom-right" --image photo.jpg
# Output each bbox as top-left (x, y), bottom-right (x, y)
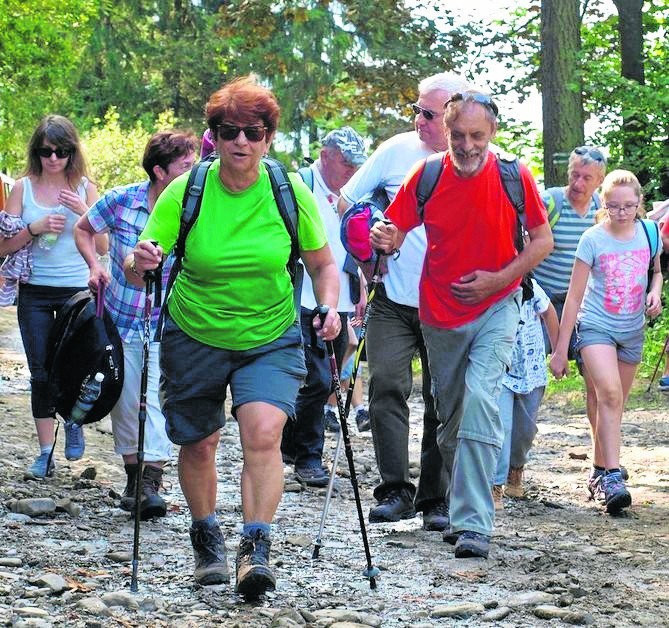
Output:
top-left (411, 103), bottom-right (438, 121)
top-left (604, 203), bottom-right (639, 213)
top-left (444, 91), bottom-right (499, 117)
top-left (573, 146), bottom-right (607, 164)
top-left (37, 146), bottom-right (71, 159)
top-left (217, 124), bottom-right (267, 142)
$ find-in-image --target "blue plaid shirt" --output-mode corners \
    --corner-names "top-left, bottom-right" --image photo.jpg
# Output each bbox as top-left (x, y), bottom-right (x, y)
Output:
top-left (86, 181), bottom-right (173, 342)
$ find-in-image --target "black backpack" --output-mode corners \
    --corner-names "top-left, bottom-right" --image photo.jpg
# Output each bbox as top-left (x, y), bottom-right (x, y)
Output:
top-left (45, 289), bottom-right (124, 424)
top-left (158, 155), bottom-right (302, 333)
top-left (416, 151), bottom-right (534, 301)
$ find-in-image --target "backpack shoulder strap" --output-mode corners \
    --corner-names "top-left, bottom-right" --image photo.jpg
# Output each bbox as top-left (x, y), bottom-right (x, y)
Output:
top-left (496, 153), bottom-right (526, 252)
top-left (592, 190), bottom-right (601, 210)
top-left (544, 187), bottom-right (564, 229)
top-left (263, 156), bottom-right (302, 317)
top-left (640, 218), bottom-right (660, 266)
top-left (416, 153), bottom-right (444, 221)
top-left (297, 166), bottom-right (314, 191)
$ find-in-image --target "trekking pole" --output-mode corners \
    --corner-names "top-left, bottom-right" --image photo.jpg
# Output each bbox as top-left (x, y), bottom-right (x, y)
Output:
top-left (646, 332), bottom-right (669, 394)
top-left (312, 255), bottom-right (384, 560)
top-left (314, 304), bottom-right (380, 589)
top-left (130, 253), bottom-right (162, 593)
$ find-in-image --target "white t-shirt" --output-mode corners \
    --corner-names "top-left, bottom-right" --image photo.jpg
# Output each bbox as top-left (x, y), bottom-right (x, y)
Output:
top-left (340, 131), bottom-right (434, 308)
top-left (301, 162), bottom-right (357, 312)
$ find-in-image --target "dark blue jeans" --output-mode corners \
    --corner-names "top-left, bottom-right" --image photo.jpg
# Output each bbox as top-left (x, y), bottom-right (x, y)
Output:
top-left (281, 307), bottom-right (347, 468)
top-left (17, 283), bottom-right (85, 417)
top-left (365, 285), bottom-right (444, 511)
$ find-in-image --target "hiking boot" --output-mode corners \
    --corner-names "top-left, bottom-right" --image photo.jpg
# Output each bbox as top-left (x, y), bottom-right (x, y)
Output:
top-left (422, 500), bottom-right (449, 531)
top-left (442, 529), bottom-right (462, 545)
top-left (601, 471), bottom-right (632, 514)
top-left (235, 530), bottom-right (276, 597)
top-left (355, 408), bottom-right (371, 432)
top-left (454, 531), bottom-right (490, 559)
top-left (295, 463), bottom-right (329, 488)
top-left (659, 375), bottom-right (669, 391)
top-left (64, 420), bottom-right (85, 461)
top-left (189, 521), bottom-right (230, 585)
top-left (369, 488), bottom-right (416, 523)
top-left (505, 466), bottom-right (524, 498)
top-left (493, 485), bottom-right (505, 510)
top-left (324, 409), bottom-right (340, 433)
top-left (121, 464), bottom-right (167, 519)
top-left (25, 452), bottom-right (55, 479)
top-left (119, 463), bottom-right (139, 512)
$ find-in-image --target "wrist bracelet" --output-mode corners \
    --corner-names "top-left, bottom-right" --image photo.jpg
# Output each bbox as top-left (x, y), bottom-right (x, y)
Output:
top-left (26, 223), bottom-right (36, 237)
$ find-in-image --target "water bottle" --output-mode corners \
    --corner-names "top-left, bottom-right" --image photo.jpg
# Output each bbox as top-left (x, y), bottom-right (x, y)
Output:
top-left (69, 372), bottom-right (104, 424)
top-left (38, 205), bottom-right (66, 250)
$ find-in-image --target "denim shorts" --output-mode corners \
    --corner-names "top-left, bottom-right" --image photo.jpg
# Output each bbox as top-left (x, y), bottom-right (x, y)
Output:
top-left (159, 315), bottom-right (306, 445)
top-left (575, 324), bottom-right (644, 365)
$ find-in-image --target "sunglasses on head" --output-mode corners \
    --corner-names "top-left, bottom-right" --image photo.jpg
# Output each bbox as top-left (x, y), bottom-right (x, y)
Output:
top-left (444, 91), bottom-right (499, 117)
top-left (411, 103), bottom-right (438, 121)
top-left (217, 124), bottom-right (267, 143)
top-left (573, 146), bottom-right (607, 164)
top-left (37, 146), bottom-right (71, 159)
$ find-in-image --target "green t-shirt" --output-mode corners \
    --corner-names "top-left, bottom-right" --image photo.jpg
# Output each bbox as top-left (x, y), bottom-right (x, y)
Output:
top-left (140, 160), bottom-right (327, 350)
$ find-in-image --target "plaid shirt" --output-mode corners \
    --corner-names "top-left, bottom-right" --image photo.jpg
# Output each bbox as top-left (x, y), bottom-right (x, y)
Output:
top-left (86, 181), bottom-right (173, 342)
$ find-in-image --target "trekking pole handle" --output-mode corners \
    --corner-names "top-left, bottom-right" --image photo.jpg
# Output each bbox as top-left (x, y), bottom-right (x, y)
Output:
top-left (309, 305), bottom-right (330, 352)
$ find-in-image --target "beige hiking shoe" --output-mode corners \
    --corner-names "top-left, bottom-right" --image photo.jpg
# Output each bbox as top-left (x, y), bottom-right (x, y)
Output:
top-left (493, 484), bottom-right (505, 510)
top-left (505, 466), bottom-right (524, 498)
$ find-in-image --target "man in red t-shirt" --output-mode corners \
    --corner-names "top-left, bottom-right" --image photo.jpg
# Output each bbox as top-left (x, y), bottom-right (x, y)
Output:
top-left (371, 91), bottom-right (552, 558)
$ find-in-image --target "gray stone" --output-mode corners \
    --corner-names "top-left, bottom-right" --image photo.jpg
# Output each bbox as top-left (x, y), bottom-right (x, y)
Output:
top-left (0, 557), bottom-right (22, 567)
top-left (14, 619), bottom-right (52, 628)
top-left (33, 573), bottom-right (68, 594)
top-left (101, 591), bottom-right (139, 610)
top-left (432, 603), bottom-right (485, 619)
top-left (313, 609), bottom-right (362, 623)
top-left (13, 607), bottom-right (50, 618)
top-left (272, 608), bottom-right (306, 625)
top-left (5, 513), bottom-right (31, 523)
top-left (105, 551), bottom-right (131, 563)
top-left (54, 498), bottom-right (81, 517)
top-left (11, 499), bottom-right (57, 517)
top-left (506, 591), bottom-right (554, 608)
top-left (285, 535), bottom-right (312, 548)
top-left (482, 606), bottom-right (512, 621)
top-left (533, 605), bottom-right (594, 624)
top-left (77, 597), bottom-right (112, 616)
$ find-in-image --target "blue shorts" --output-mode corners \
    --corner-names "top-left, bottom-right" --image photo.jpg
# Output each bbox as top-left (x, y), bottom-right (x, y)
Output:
top-left (575, 324), bottom-right (644, 365)
top-left (159, 315), bottom-right (306, 445)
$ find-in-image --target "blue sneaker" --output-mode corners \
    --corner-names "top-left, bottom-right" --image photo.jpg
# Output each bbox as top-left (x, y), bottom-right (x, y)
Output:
top-left (64, 421), bottom-right (85, 460)
top-left (659, 376), bottom-right (669, 392)
top-left (601, 471), bottom-right (631, 514)
top-left (26, 452), bottom-right (55, 479)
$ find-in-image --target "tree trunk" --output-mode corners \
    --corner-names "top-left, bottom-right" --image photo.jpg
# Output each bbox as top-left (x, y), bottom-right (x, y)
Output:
top-left (540, 0), bottom-right (584, 187)
top-left (613, 0), bottom-right (650, 187)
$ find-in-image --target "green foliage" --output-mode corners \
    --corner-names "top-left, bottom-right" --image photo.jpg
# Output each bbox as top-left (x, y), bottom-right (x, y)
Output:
top-left (83, 108), bottom-right (176, 193)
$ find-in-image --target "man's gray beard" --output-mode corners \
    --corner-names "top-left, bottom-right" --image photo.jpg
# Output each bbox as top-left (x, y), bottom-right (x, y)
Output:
top-left (451, 150), bottom-right (487, 175)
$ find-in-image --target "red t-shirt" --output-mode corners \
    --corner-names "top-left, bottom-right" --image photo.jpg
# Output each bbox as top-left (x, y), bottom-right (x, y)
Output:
top-left (386, 151), bottom-right (547, 329)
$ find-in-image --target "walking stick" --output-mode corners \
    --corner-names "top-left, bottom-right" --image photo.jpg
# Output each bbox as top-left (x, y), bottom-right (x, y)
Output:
top-left (130, 257), bottom-right (162, 593)
top-left (313, 304), bottom-right (380, 589)
top-left (312, 255), bottom-right (383, 560)
top-left (646, 332), bottom-right (669, 394)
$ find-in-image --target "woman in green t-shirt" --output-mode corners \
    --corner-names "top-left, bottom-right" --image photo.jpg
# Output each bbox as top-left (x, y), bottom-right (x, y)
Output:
top-left (125, 76), bottom-right (341, 598)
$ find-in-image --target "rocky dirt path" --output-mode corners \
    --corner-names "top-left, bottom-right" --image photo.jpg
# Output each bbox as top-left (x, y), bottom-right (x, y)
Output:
top-left (1, 306), bottom-right (668, 627)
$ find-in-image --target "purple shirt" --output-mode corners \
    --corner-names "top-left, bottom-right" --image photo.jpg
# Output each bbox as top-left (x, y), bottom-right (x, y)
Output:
top-left (86, 181), bottom-right (173, 342)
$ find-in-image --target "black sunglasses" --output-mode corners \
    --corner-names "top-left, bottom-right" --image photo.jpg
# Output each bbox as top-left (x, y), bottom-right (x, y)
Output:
top-left (573, 146), bottom-right (607, 164)
top-left (217, 124), bottom-right (267, 143)
top-left (444, 91), bottom-right (499, 117)
top-left (37, 146), bottom-right (72, 159)
top-left (411, 103), bottom-right (438, 121)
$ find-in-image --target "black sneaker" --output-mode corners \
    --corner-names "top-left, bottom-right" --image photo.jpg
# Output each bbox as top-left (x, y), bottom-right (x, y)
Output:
top-left (355, 408), bottom-right (371, 432)
top-left (324, 409), bottom-right (340, 433)
top-left (422, 500), bottom-right (449, 531)
top-left (454, 531), bottom-right (490, 559)
top-left (369, 488), bottom-right (416, 523)
top-left (235, 530), bottom-right (276, 597)
top-left (295, 463), bottom-right (329, 488)
top-left (189, 522), bottom-right (230, 585)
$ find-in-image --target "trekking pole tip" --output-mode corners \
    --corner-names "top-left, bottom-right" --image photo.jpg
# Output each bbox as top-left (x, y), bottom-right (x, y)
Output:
top-left (363, 565), bottom-right (380, 585)
top-left (312, 543), bottom-right (322, 560)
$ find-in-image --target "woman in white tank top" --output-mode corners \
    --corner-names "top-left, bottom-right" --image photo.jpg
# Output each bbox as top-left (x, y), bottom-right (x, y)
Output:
top-left (0, 115), bottom-right (106, 479)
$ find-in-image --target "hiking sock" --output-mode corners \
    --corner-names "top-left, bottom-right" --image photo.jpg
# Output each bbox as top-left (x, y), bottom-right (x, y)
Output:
top-left (353, 404), bottom-right (366, 414)
top-left (243, 521), bottom-right (271, 538)
top-left (192, 513), bottom-right (217, 528)
top-left (606, 468), bottom-right (621, 476)
top-left (591, 464), bottom-right (605, 476)
top-left (40, 444), bottom-right (54, 455)
top-left (323, 404), bottom-right (335, 414)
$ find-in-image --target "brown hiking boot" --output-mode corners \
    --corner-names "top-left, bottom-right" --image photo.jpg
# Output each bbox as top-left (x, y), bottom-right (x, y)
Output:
top-left (190, 521), bottom-right (230, 585)
top-left (493, 485), bottom-right (505, 510)
top-left (506, 466), bottom-right (524, 498)
top-left (120, 464), bottom-right (167, 520)
top-left (235, 530), bottom-right (275, 597)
